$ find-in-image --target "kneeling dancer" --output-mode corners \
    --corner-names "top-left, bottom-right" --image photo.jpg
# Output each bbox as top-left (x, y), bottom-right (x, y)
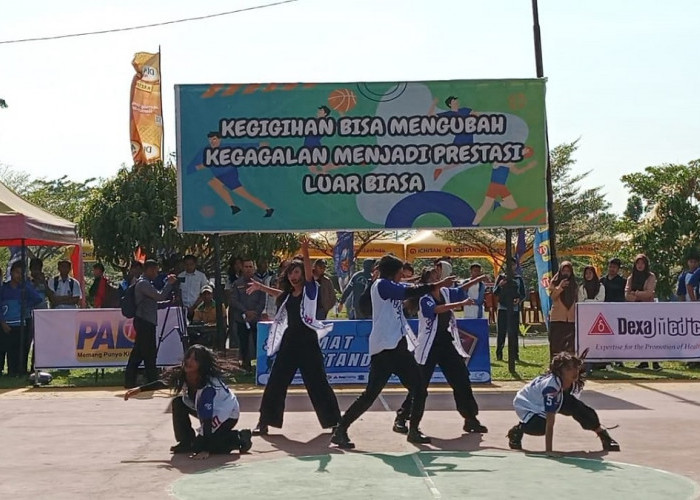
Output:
top-left (331, 255), bottom-right (454, 449)
top-left (124, 345), bottom-right (252, 459)
top-left (394, 268), bottom-right (488, 435)
top-left (507, 352), bottom-right (620, 454)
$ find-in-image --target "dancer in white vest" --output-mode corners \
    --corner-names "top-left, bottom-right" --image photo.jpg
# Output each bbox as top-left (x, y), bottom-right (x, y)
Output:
top-left (393, 267), bottom-right (488, 435)
top-left (331, 255), bottom-right (455, 449)
top-left (124, 345), bottom-right (252, 459)
top-left (247, 237), bottom-right (341, 435)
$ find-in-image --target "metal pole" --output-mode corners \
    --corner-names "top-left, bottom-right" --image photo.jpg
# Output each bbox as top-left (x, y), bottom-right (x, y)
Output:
top-left (19, 240), bottom-right (27, 379)
top-left (532, 0), bottom-right (558, 272)
top-left (505, 229), bottom-right (517, 373)
top-left (213, 233), bottom-right (225, 351)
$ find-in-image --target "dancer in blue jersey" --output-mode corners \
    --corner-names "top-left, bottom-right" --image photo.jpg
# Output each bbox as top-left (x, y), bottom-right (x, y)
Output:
top-left (507, 352), bottom-right (620, 455)
top-left (331, 255), bottom-right (455, 449)
top-left (393, 267), bottom-right (488, 435)
top-left (473, 158), bottom-right (537, 225)
top-left (190, 132), bottom-right (274, 217)
top-left (125, 345), bottom-right (252, 460)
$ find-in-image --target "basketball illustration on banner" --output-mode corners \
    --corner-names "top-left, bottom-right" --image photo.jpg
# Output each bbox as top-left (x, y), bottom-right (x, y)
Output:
top-left (523, 146), bottom-right (534, 158)
top-left (328, 88), bottom-right (357, 114)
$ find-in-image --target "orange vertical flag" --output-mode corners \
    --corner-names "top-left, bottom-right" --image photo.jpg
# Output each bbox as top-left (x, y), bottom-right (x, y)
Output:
top-left (130, 52), bottom-right (162, 164)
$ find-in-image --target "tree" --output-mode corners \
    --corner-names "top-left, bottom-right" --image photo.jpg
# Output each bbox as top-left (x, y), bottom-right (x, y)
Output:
top-left (24, 176), bottom-right (100, 222)
top-left (0, 98), bottom-right (7, 109)
top-left (623, 195), bottom-right (644, 223)
top-left (620, 159), bottom-right (700, 299)
top-left (0, 164), bottom-right (31, 193)
top-left (79, 162), bottom-right (299, 270)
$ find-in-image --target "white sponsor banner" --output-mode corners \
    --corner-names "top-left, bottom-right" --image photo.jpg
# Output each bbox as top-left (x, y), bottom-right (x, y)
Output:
top-left (34, 308), bottom-right (185, 369)
top-left (576, 302), bottom-right (700, 361)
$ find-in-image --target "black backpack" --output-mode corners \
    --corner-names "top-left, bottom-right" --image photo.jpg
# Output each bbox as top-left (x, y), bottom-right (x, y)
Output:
top-left (357, 280), bottom-right (374, 318)
top-left (120, 283), bottom-right (137, 319)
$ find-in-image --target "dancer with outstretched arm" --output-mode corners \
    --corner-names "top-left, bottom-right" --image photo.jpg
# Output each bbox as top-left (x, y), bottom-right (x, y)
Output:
top-left (331, 254), bottom-right (455, 449)
top-left (393, 267), bottom-right (489, 435)
top-left (124, 345), bottom-right (252, 460)
top-left (247, 236), bottom-right (341, 435)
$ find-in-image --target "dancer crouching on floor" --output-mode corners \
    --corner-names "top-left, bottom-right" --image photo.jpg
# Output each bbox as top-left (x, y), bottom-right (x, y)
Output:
top-left (247, 236), bottom-right (341, 435)
top-left (394, 267), bottom-right (488, 435)
top-left (331, 254), bottom-right (455, 449)
top-left (507, 352), bottom-right (620, 455)
top-left (124, 344), bottom-right (252, 460)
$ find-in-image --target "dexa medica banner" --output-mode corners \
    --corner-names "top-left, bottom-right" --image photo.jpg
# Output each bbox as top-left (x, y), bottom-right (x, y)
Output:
top-left (176, 80), bottom-right (547, 232)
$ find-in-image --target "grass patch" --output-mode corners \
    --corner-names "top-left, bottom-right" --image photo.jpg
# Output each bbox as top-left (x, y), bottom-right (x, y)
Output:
top-left (2, 345), bottom-right (699, 390)
top-left (489, 345), bottom-right (700, 381)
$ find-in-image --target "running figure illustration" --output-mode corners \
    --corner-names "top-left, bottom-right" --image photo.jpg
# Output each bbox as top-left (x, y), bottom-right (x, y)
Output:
top-left (472, 149), bottom-right (537, 225)
top-left (429, 96), bottom-right (480, 180)
top-left (193, 132), bottom-right (274, 217)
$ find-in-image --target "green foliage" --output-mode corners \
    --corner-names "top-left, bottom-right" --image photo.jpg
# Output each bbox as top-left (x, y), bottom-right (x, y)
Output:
top-left (623, 195), bottom-right (644, 223)
top-left (79, 163), bottom-right (300, 270)
top-left (620, 160), bottom-right (700, 299)
top-left (24, 175), bottom-right (99, 222)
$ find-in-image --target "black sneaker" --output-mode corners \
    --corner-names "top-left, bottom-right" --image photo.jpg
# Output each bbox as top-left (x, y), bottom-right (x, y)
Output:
top-left (231, 205), bottom-right (241, 215)
top-left (330, 426), bottom-right (355, 449)
top-left (652, 362), bottom-right (662, 371)
top-left (264, 208), bottom-right (274, 218)
top-left (463, 418), bottom-right (488, 433)
top-left (239, 429), bottom-right (253, 453)
top-left (170, 441), bottom-right (193, 454)
top-left (598, 429), bottom-right (621, 452)
top-left (392, 417), bottom-right (409, 434)
top-left (636, 362), bottom-right (649, 369)
top-left (407, 428), bottom-right (431, 444)
top-left (252, 423), bottom-right (268, 436)
top-left (507, 425), bottom-right (523, 450)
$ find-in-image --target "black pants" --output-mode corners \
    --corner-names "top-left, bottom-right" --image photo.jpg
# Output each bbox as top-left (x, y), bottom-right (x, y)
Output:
top-left (125, 317), bottom-right (158, 388)
top-left (172, 397), bottom-right (241, 453)
top-left (398, 339), bottom-right (479, 420)
top-left (0, 327), bottom-right (22, 376)
top-left (520, 391), bottom-right (600, 435)
top-left (549, 321), bottom-right (576, 359)
top-left (259, 333), bottom-right (340, 428)
top-left (236, 321), bottom-right (257, 367)
top-left (496, 309), bottom-right (520, 359)
top-left (340, 337), bottom-right (427, 431)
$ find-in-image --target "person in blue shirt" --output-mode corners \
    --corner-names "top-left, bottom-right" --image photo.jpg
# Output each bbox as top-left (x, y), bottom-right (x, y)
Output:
top-left (1, 261), bottom-right (43, 376)
top-left (683, 251), bottom-right (700, 301)
top-left (331, 254), bottom-right (454, 449)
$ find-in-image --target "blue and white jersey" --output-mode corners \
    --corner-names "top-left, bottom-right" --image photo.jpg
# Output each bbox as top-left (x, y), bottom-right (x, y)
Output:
top-left (181, 377), bottom-right (240, 435)
top-left (513, 373), bottom-right (563, 423)
top-left (369, 278), bottom-right (418, 356)
top-left (414, 287), bottom-right (470, 365)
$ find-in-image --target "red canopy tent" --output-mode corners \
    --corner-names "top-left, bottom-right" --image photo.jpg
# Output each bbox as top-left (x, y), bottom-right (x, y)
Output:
top-left (0, 181), bottom-right (83, 283)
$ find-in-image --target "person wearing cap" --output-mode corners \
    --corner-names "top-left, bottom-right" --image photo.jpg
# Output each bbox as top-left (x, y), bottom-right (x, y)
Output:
top-left (47, 260), bottom-right (82, 309)
top-left (600, 258), bottom-right (626, 303)
top-left (312, 259), bottom-right (336, 320)
top-left (193, 285), bottom-right (218, 325)
top-left (463, 263), bottom-right (486, 319)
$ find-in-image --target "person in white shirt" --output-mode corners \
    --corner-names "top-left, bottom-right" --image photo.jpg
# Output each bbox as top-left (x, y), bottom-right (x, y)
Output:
top-left (463, 263), bottom-right (487, 319)
top-left (47, 260), bottom-right (82, 309)
top-left (331, 254), bottom-right (454, 449)
top-left (507, 352), bottom-right (620, 454)
top-left (578, 266), bottom-right (605, 302)
top-left (178, 255), bottom-right (210, 320)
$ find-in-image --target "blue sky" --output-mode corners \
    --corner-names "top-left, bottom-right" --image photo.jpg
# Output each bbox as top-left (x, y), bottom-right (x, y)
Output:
top-left (0, 0), bottom-right (697, 214)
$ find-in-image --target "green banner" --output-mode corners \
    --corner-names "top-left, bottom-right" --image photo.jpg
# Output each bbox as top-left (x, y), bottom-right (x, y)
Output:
top-left (176, 79), bottom-right (547, 232)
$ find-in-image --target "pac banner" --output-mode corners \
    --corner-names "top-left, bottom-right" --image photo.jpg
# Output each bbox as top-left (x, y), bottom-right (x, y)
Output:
top-left (576, 303), bottom-right (700, 361)
top-left (34, 308), bottom-right (185, 369)
top-left (256, 319), bottom-right (491, 385)
top-left (175, 79), bottom-right (547, 232)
